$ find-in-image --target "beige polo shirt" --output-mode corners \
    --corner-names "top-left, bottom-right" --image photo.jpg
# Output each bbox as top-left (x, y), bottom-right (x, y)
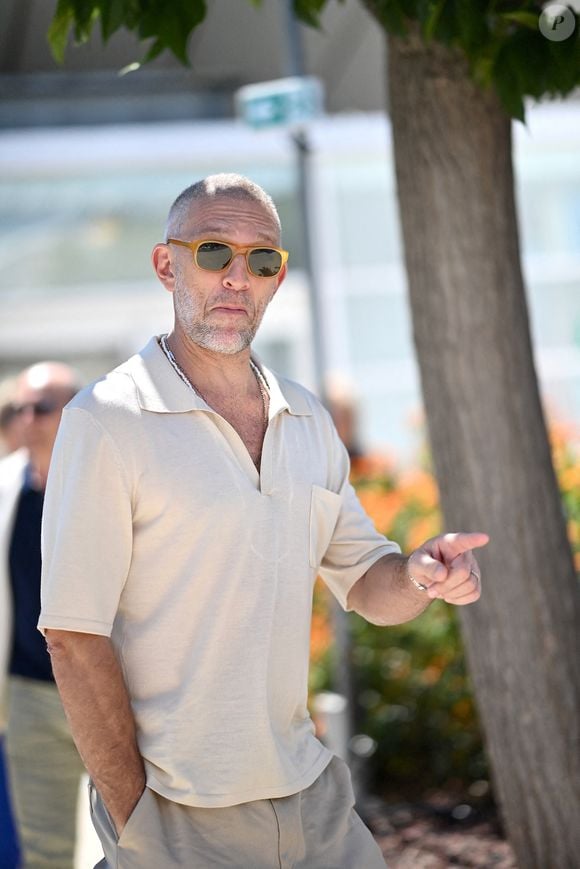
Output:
top-left (39, 337), bottom-right (400, 808)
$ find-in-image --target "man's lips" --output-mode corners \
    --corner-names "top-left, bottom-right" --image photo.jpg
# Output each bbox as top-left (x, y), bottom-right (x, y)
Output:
top-left (210, 305), bottom-right (248, 314)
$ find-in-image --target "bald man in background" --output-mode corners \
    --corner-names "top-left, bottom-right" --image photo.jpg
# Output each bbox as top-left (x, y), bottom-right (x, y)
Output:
top-left (0, 362), bottom-right (84, 868)
top-left (0, 377), bottom-right (23, 458)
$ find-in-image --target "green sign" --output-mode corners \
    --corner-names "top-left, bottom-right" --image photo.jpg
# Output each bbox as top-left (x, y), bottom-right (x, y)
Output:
top-left (235, 77), bottom-right (324, 129)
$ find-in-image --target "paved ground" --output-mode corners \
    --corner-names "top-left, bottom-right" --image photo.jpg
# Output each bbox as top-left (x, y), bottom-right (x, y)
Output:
top-left (365, 796), bottom-right (517, 868)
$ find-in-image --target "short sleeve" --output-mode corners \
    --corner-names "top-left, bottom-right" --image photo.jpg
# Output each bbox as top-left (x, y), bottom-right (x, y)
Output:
top-left (317, 423), bottom-right (401, 611)
top-left (38, 407), bottom-right (133, 637)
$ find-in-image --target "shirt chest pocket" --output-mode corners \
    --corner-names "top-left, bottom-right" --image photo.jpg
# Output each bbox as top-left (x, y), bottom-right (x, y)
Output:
top-left (309, 484), bottom-right (342, 569)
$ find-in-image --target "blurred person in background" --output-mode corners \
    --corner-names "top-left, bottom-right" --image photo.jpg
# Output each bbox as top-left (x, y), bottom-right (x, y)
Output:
top-left (0, 374), bottom-right (22, 868)
top-left (324, 374), bottom-right (363, 461)
top-left (0, 362), bottom-right (83, 868)
top-left (325, 374), bottom-right (394, 480)
top-left (0, 377), bottom-right (24, 457)
top-left (40, 174), bottom-right (487, 869)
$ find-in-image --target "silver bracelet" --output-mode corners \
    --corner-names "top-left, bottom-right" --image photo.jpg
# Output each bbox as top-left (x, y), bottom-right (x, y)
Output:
top-left (409, 574), bottom-right (428, 592)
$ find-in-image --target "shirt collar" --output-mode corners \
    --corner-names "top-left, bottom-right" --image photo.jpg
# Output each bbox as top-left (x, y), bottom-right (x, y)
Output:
top-left (127, 337), bottom-right (312, 417)
top-left (22, 462), bottom-right (44, 495)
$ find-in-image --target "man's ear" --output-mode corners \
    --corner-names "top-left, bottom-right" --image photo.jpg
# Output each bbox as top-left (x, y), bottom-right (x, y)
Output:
top-left (272, 263), bottom-right (288, 296)
top-left (152, 244), bottom-right (176, 293)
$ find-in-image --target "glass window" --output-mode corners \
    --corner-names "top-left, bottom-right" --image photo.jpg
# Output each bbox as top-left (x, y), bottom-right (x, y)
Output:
top-left (344, 290), bottom-right (412, 364)
top-left (331, 162), bottom-right (403, 266)
top-left (0, 162), bottom-right (301, 296)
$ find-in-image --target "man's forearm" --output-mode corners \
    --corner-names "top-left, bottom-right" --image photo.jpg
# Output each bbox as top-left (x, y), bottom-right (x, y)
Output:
top-left (346, 553), bottom-right (432, 625)
top-left (46, 630), bottom-right (145, 834)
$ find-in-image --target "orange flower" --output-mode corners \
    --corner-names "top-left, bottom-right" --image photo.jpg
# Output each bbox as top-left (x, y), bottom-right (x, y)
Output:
top-left (420, 665), bottom-right (442, 685)
top-left (548, 417), bottom-right (580, 473)
top-left (452, 698), bottom-right (473, 721)
top-left (310, 611), bottom-right (332, 662)
top-left (548, 418), bottom-right (579, 450)
top-left (350, 451), bottom-right (395, 481)
top-left (560, 465), bottom-right (580, 492)
top-left (405, 514), bottom-right (442, 553)
top-left (397, 468), bottom-right (440, 510)
top-left (358, 488), bottom-right (404, 532)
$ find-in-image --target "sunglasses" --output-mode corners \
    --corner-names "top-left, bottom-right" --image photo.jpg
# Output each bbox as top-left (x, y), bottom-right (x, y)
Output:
top-left (167, 238), bottom-right (289, 278)
top-left (13, 400), bottom-right (60, 417)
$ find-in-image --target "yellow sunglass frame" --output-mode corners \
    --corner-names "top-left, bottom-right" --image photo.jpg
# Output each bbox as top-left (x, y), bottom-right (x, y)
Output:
top-left (167, 238), bottom-right (289, 278)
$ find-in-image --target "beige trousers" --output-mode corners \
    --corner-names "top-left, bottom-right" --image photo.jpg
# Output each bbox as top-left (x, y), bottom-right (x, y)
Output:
top-left (89, 755), bottom-right (386, 868)
top-left (5, 675), bottom-right (85, 868)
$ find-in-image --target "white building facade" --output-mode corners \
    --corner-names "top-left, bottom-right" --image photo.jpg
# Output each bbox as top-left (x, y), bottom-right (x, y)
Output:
top-left (1, 103), bottom-right (579, 461)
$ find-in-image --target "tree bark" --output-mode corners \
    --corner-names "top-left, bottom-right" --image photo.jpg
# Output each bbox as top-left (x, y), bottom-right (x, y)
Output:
top-left (385, 26), bottom-right (580, 868)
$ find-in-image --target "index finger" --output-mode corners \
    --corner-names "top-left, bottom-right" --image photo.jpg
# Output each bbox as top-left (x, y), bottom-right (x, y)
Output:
top-left (434, 532), bottom-right (490, 561)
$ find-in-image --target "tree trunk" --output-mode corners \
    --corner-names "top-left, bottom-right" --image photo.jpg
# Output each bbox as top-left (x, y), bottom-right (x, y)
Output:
top-left (385, 26), bottom-right (580, 868)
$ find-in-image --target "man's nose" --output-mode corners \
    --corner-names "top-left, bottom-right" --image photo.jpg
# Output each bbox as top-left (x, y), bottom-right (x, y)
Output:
top-left (222, 253), bottom-right (251, 289)
top-left (19, 406), bottom-right (35, 424)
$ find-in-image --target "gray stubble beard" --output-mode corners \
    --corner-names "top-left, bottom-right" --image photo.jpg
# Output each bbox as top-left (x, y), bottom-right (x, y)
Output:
top-left (173, 273), bottom-right (275, 356)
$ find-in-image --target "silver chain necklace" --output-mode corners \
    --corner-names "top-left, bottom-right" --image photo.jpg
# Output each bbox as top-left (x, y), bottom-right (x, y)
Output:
top-left (158, 334), bottom-right (269, 423)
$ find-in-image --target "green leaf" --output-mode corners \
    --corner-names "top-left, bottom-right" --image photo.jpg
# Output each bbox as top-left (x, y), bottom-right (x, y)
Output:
top-left (471, 56), bottom-right (491, 86)
top-left (431, 0), bottom-right (456, 43)
top-left (70, 0), bottom-right (100, 35)
top-left (422, 0), bottom-right (446, 41)
top-left (124, 0), bottom-right (142, 30)
top-left (48, 0), bottom-right (75, 63)
top-left (455, 0), bottom-right (489, 51)
top-left (138, 0), bottom-right (206, 65)
top-left (545, 28), bottom-right (580, 95)
top-left (141, 37), bottom-right (166, 65)
top-left (364, 0), bottom-right (409, 37)
top-left (293, 0), bottom-right (330, 28)
top-left (500, 12), bottom-right (539, 31)
top-left (492, 38), bottom-right (526, 120)
top-left (100, 0), bottom-right (129, 41)
top-left (68, 0), bottom-right (100, 45)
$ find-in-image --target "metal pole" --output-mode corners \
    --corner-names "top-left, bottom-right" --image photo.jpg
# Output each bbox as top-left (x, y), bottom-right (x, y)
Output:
top-left (291, 127), bottom-right (327, 402)
top-left (281, 0), bottom-right (356, 762)
top-left (283, 0), bottom-right (306, 80)
top-left (281, 0), bottom-right (326, 401)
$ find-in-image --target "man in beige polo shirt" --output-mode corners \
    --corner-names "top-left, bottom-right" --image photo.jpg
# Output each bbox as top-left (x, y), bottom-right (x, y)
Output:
top-left (39, 174), bottom-right (488, 868)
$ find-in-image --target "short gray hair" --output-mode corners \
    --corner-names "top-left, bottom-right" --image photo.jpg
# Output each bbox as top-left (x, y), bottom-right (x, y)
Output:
top-left (165, 173), bottom-right (281, 241)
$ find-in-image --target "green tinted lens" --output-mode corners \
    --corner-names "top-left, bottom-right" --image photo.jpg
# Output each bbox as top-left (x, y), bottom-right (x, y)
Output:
top-left (248, 248), bottom-right (283, 277)
top-left (196, 242), bottom-right (233, 271)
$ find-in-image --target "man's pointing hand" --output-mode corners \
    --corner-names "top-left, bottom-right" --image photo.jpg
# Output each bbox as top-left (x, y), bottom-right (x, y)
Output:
top-left (407, 532), bottom-right (490, 605)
